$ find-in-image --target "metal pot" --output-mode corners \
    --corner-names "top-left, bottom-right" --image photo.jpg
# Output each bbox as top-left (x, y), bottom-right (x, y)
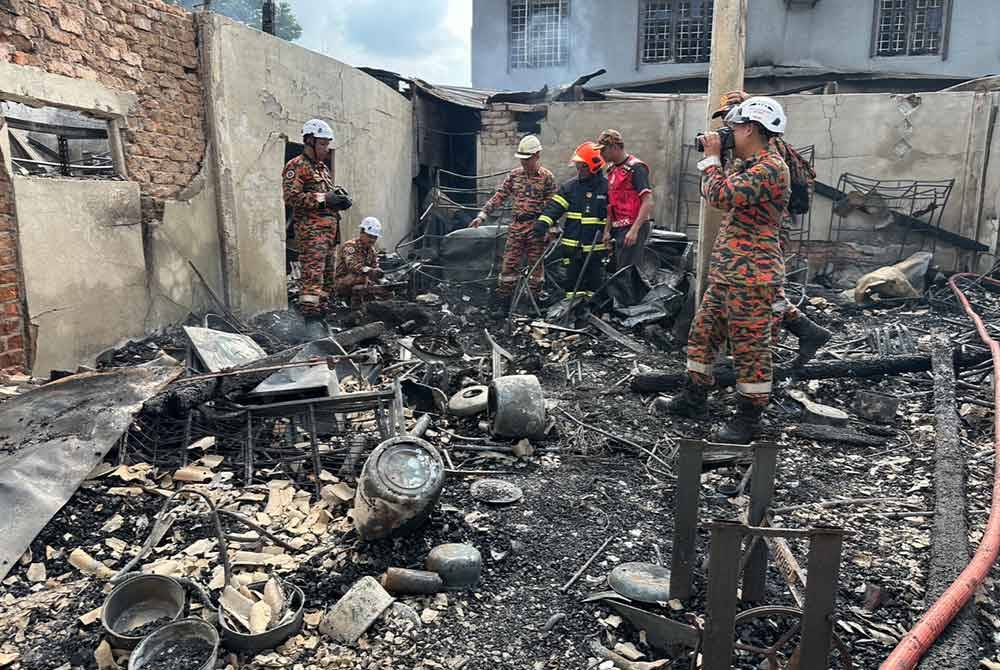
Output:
top-left (101, 574), bottom-right (186, 650)
top-left (218, 580), bottom-right (305, 653)
top-left (489, 375), bottom-right (546, 439)
top-left (128, 618), bottom-right (219, 670)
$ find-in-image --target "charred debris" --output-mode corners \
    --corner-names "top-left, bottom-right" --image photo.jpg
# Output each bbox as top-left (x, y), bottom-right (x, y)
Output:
top-left (2, 239), bottom-right (1000, 670)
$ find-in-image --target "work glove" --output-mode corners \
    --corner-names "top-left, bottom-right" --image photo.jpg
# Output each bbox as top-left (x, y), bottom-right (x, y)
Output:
top-left (324, 189), bottom-right (353, 211)
top-left (532, 219), bottom-right (549, 239)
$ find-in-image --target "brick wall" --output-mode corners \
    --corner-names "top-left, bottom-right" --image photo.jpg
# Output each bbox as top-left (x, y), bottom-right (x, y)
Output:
top-left (0, 0), bottom-right (208, 370)
top-left (1, 0), bottom-right (206, 209)
top-left (0, 140), bottom-right (27, 371)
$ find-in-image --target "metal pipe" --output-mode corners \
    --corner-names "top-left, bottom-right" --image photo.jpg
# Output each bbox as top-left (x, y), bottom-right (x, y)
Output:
top-left (881, 273), bottom-right (1000, 669)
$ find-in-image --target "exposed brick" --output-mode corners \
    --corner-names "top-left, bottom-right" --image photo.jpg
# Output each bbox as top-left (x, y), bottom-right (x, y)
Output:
top-left (0, 350), bottom-right (26, 370)
top-left (0, 318), bottom-right (20, 336)
top-left (57, 14), bottom-right (83, 35)
top-left (4, 334), bottom-right (24, 351)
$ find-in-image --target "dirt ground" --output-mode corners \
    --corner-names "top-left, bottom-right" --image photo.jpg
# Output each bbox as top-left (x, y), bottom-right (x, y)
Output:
top-left (2, 280), bottom-right (1000, 670)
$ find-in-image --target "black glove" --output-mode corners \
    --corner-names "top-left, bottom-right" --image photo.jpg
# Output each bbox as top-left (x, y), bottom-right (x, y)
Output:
top-left (532, 219), bottom-right (549, 239)
top-left (324, 190), bottom-right (353, 211)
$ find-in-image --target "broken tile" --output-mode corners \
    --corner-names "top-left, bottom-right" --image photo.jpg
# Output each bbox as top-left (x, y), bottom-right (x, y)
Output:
top-left (319, 576), bottom-right (394, 644)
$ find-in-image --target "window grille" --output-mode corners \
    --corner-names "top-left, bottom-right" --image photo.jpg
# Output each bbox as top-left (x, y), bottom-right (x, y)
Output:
top-left (509, 0), bottom-right (570, 69)
top-left (874, 0), bottom-right (947, 57)
top-left (640, 0), bottom-right (714, 64)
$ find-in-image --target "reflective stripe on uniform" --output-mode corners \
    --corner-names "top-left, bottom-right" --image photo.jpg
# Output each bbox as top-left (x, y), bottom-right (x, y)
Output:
top-left (538, 214), bottom-right (554, 225)
top-left (565, 291), bottom-right (594, 299)
top-left (581, 217), bottom-right (605, 225)
top-left (562, 258), bottom-right (571, 265)
top-left (737, 381), bottom-right (773, 395)
top-left (561, 238), bottom-right (580, 247)
top-left (565, 211), bottom-right (583, 219)
top-left (581, 243), bottom-right (607, 252)
top-left (552, 194), bottom-right (570, 208)
top-left (687, 360), bottom-right (711, 374)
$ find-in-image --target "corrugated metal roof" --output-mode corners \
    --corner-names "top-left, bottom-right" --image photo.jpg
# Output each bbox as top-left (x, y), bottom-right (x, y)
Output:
top-left (411, 79), bottom-right (498, 109)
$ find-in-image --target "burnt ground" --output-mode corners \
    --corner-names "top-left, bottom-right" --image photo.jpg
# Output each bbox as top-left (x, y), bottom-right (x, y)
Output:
top-left (2, 280), bottom-right (1000, 669)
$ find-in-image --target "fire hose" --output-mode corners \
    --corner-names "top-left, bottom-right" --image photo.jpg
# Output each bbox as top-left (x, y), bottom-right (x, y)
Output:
top-left (881, 272), bottom-right (1000, 669)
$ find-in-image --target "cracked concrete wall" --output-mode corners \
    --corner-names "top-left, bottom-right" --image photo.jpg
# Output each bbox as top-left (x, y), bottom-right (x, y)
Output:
top-left (200, 14), bottom-right (414, 316)
top-left (12, 177), bottom-right (147, 374)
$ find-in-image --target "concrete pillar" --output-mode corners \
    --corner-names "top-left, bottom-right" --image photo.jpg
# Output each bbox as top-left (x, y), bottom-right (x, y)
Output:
top-left (695, 0), bottom-right (748, 299)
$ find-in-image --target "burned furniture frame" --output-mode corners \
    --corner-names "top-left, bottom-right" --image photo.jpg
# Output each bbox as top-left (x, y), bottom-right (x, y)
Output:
top-left (592, 520), bottom-right (849, 669)
top-left (671, 439), bottom-right (780, 602)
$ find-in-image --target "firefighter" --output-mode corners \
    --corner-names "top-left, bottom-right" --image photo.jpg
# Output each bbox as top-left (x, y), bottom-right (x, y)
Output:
top-left (666, 97), bottom-right (791, 444)
top-left (713, 91), bottom-right (832, 366)
top-left (333, 216), bottom-right (384, 305)
top-left (596, 129), bottom-right (655, 274)
top-left (537, 142), bottom-right (608, 300)
top-left (282, 119), bottom-right (353, 322)
top-left (470, 135), bottom-right (557, 307)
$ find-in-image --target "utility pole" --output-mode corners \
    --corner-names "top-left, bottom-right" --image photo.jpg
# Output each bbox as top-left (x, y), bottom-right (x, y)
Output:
top-left (262, 0), bottom-right (276, 35)
top-left (695, 0), bottom-right (748, 299)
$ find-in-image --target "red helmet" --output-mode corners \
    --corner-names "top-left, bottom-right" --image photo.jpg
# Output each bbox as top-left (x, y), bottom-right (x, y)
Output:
top-left (570, 142), bottom-right (604, 174)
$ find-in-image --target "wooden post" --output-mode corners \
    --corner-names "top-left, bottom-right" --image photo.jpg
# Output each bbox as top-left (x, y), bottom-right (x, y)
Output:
top-left (695, 0), bottom-right (748, 299)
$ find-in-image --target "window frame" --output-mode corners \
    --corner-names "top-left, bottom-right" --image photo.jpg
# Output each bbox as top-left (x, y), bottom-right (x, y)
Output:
top-left (636, 0), bottom-right (715, 67)
top-left (507, 0), bottom-right (572, 71)
top-left (870, 0), bottom-right (952, 60)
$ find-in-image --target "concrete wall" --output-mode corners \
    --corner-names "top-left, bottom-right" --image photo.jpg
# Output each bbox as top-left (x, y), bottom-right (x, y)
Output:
top-left (12, 177), bottom-right (147, 374)
top-left (472, 0), bottom-right (1000, 91)
top-left (478, 91), bottom-right (999, 272)
top-left (200, 14), bottom-right (415, 316)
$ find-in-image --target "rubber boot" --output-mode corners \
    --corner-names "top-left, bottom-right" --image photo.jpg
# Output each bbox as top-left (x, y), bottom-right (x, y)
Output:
top-left (784, 314), bottom-right (832, 367)
top-left (663, 380), bottom-right (709, 418)
top-left (713, 399), bottom-right (763, 445)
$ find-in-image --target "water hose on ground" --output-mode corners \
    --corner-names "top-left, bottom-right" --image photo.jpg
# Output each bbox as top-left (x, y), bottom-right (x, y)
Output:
top-left (881, 273), bottom-right (1000, 669)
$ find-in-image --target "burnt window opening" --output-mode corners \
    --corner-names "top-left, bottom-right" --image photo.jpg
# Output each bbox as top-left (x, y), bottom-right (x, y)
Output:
top-left (1, 102), bottom-right (119, 179)
top-left (509, 0), bottom-right (571, 70)
top-left (640, 0), bottom-right (714, 65)
top-left (874, 0), bottom-right (949, 57)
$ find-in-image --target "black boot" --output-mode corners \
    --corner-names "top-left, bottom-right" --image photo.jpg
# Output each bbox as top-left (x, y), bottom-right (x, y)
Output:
top-left (714, 399), bottom-right (763, 445)
top-left (663, 380), bottom-right (709, 418)
top-left (784, 314), bottom-right (832, 367)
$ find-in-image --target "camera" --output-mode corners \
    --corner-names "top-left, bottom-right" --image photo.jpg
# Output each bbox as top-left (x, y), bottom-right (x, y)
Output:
top-left (695, 126), bottom-right (735, 153)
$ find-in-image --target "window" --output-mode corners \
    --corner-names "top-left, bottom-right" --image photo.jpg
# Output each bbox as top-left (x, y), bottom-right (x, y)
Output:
top-left (1, 102), bottom-right (118, 179)
top-left (874, 0), bottom-right (949, 57)
top-left (640, 0), bottom-right (714, 65)
top-left (509, 0), bottom-right (570, 69)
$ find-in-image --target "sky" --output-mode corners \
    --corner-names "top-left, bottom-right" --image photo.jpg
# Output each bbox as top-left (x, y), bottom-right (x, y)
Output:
top-left (287, 0), bottom-right (473, 87)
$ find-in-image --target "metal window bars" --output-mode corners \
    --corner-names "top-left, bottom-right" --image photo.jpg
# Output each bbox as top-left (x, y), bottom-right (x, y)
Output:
top-left (640, 0), bottom-right (713, 64)
top-left (783, 144), bottom-right (815, 302)
top-left (509, 0), bottom-right (570, 70)
top-left (875, 0), bottom-right (946, 57)
top-left (828, 172), bottom-right (955, 270)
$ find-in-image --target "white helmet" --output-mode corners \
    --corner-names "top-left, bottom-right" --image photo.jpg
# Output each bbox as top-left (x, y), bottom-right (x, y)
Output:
top-left (360, 217), bottom-right (382, 238)
top-left (724, 96), bottom-right (787, 134)
top-left (514, 134), bottom-right (542, 159)
top-left (302, 118), bottom-right (334, 141)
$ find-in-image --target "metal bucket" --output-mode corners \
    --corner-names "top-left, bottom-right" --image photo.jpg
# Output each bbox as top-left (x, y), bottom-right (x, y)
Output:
top-left (101, 575), bottom-right (186, 650)
top-left (219, 580), bottom-right (305, 653)
top-left (128, 618), bottom-right (219, 670)
top-left (489, 375), bottom-right (546, 439)
top-left (353, 436), bottom-right (445, 541)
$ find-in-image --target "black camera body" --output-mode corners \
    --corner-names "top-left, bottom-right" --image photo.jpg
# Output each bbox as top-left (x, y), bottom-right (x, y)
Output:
top-left (695, 126), bottom-right (735, 153)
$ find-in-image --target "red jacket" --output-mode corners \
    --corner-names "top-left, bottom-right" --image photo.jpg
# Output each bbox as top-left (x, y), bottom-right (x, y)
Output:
top-left (607, 155), bottom-right (652, 229)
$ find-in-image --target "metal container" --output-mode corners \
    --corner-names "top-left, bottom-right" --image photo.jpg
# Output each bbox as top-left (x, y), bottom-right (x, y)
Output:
top-left (426, 543), bottom-right (482, 590)
top-left (381, 568), bottom-right (443, 595)
top-left (128, 618), bottom-right (219, 670)
top-left (489, 375), bottom-right (545, 439)
top-left (609, 562), bottom-right (672, 604)
top-left (353, 436), bottom-right (445, 541)
top-left (101, 575), bottom-right (186, 650)
top-left (219, 580), bottom-right (305, 653)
